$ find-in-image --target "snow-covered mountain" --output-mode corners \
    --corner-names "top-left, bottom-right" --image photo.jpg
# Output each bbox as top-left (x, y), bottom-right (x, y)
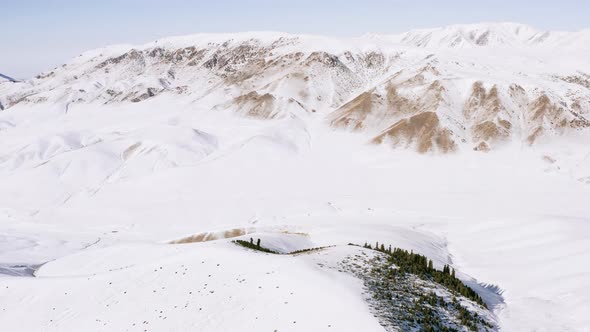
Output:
top-left (385, 22), bottom-right (590, 49)
top-left (1, 23), bottom-right (590, 332)
top-left (1, 23), bottom-right (589, 153)
top-left (0, 73), bottom-right (18, 83)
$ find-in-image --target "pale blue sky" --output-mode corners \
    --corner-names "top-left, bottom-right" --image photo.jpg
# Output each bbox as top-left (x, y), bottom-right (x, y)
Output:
top-left (1, 0), bottom-right (588, 78)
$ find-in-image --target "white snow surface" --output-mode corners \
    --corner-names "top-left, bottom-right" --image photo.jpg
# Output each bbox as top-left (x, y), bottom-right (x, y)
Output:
top-left (0, 23), bottom-right (590, 331)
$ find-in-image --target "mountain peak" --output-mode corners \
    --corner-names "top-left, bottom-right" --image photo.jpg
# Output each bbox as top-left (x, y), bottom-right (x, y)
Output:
top-left (395, 22), bottom-right (544, 48)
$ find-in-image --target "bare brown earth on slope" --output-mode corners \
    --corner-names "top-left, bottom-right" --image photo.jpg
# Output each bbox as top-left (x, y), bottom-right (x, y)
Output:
top-left (526, 95), bottom-right (566, 144)
top-left (231, 91), bottom-right (278, 119)
top-left (328, 73), bottom-right (452, 153)
top-left (463, 82), bottom-right (512, 149)
top-left (170, 228), bottom-right (252, 244)
top-left (371, 112), bottom-right (456, 153)
top-left (464, 82), bottom-right (504, 120)
top-left (329, 91), bottom-right (377, 131)
top-left (472, 121), bottom-right (508, 143)
top-left (329, 76), bottom-right (445, 131)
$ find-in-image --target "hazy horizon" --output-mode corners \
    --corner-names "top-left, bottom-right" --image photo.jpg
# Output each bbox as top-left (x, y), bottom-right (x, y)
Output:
top-left (2, 0), bottom-right (589, 78)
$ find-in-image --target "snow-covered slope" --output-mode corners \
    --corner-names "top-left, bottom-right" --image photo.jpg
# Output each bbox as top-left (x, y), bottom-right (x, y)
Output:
top-left (385, 23), bottom-right (573, 48)
top-left (1, 23), bottom-right (590, 331)
top-left (1, 23), bottom-right (589, 152)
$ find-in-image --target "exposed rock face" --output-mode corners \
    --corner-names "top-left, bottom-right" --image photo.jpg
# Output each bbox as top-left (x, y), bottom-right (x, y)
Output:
top-left (1, 30), bottom-right (589, 153)
top-left (473, 141), bottom-right (491, 152)
top-left (372, 112), bottom-right (456, 153)
top-left (231, 91), bottom-right (278, 119)
top-left (463, 82), bottom-right (512, 149)
top-left (328, 75), bottom-right (450, 153)
top-left (464, 82), bottom-right (503, 120)
top-left (329, 91), bottom-right (381, 130)
top-left (521, 94), bottom-right (590, 144)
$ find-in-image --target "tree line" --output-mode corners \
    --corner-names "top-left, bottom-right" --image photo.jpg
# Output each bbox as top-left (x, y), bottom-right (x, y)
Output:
top-left (362, 242), bottom-right (486, 307)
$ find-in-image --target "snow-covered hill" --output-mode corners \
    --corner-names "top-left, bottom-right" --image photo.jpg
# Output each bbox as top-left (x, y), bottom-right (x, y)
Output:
top-left (1, 23), bottom-right (590, 331)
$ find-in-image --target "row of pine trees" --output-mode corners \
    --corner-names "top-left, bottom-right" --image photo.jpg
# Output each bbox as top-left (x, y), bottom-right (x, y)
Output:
top-left (362, 241), bottom-right (486, 307)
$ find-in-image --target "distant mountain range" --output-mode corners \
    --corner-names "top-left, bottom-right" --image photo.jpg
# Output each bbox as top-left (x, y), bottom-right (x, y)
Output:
top-left (372, 22), bottom-right (590, 49)
top-left (0, 73), bottom-right (18, 83)
top-left (0, 22), bottom-right (589, 152)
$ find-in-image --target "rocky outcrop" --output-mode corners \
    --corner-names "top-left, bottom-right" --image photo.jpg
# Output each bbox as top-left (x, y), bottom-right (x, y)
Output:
top-left (231, 91), bottom-right (278, 119)
top-left (463, 82), bottom-right (512, 149)
top-left (372, 112), bottom-right (456, 153)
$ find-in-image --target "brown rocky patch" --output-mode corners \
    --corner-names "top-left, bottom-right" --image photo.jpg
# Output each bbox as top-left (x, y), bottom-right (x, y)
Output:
top-left (329, 81), bottom-right (430, 132)
top-left (419, 63), bottom-right (441, 76)
top-left (473, 141), bottom-right (490, 152)
top-left (304, 52), bottom-right (344, 68)
top-left (464, 82), bottom-right (503, 120)
top-left (498, 119), bottom-right (512, 130)
top-left (329, 91), bottom-right (376, 130)
top-left (371, 112), bottom-right (456, 153)
top-left (232, 91), bottom-right (278, 119)
top-left (472, 120), bottom-right (510, 143)
top-left (525, 94), bottom-right (575, 142)
top-left (170, 228), bottom-right (252, 244)
top-left (124, 87), bottom-right (161, 103)
top-left (530, 95), bottom-right (558, 122)
top-left (363, 52), bottom-right (386, 68)
top-left (560, 75), bottom-right (590, 89)
top-left (385, 85), bottom-right (420, 115)
top-left (97, 49), bottom-right (145, 69)
top-left (527, 127), bottom-right (544, 145)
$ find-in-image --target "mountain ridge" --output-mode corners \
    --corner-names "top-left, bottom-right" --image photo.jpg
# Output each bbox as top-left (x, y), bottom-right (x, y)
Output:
top-left (0, 73), bottom-right (18, 83)
top-left (1, 22), bottom-right (589, 153)
top-left (107, 22), bottom-right (590, 51)
top-left (93, 22), bottom-right (590, 51)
